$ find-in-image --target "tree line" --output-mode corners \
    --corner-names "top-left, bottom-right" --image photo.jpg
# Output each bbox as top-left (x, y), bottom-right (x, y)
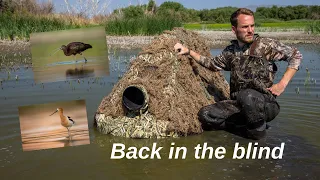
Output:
top-left (255, 5), bottom-right (320, 21)
top-left (1, 0), bottom-right (319, 23)
top-left (114, 1), bottom-right (320, 23)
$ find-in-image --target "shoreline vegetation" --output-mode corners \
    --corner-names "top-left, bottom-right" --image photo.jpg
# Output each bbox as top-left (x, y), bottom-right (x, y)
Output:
top-left (1, 13), bottom-right (319, 41)
top-left (105, 30), bottom-right (320, 49)
top-left (1, 30), bottom-right (319, 51)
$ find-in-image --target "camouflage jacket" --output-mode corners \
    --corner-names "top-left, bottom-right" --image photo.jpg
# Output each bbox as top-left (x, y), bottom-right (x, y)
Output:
top-left (198, 34), bottom-right (302, 99)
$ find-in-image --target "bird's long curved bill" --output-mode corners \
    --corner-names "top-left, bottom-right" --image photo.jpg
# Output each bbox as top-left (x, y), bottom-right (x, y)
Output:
top-left (49, 47), bottom-right (61, 56)
top-left (49, 110), bottom-right (58, 116)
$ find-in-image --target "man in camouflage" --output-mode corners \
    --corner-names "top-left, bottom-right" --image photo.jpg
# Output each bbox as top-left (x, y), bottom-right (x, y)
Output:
top-left (174, 8), bottom-right (302, 139)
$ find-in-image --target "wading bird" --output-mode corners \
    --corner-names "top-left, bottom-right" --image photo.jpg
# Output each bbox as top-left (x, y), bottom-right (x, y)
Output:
top-left (50, 42), bottom-right (92, 63)
top-left (49, 108), bottom-right (75, 139)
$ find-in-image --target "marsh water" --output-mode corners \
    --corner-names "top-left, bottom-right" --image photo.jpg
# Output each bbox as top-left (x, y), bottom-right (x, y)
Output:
top-left (1, 44), bottom-right (320, 179)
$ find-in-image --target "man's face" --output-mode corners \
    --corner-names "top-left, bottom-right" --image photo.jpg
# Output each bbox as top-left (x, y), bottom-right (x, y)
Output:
top-left (232, 14), bottom-right (255, 44)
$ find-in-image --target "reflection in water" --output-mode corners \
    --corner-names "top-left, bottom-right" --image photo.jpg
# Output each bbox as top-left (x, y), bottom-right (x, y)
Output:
top-left (66, 67), bottom-right (95, 79)
top-left (32, 56), bottom-right (109, 83)
top-left (22, 128), bottom-right (90, 151)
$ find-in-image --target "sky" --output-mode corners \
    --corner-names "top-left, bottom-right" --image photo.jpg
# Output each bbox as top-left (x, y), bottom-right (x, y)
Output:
top-left (51, 0), bottom-right (320, 14)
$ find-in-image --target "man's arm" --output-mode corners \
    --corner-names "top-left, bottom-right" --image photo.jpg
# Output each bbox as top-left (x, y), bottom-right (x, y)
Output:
top-left (267, 68), bottom-right (297, 96)
top-left (265, 39), bottom-right (303, 96)
top-left (174, 43), bottom-right (231, 71)
top-left (174, 43), bottom-right (202, 61)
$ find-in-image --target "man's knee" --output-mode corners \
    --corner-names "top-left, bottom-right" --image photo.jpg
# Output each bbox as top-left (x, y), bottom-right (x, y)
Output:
top-left (198, 105), bottom-right (225, 129)
top-left (198, 105), bottom-right (220, 122)
top-left (265, 102), bottom-right (280, 122)
top-left (237, 89), bottom-right (264, 108)
top-left (237, 89), bottom-right (265, 122)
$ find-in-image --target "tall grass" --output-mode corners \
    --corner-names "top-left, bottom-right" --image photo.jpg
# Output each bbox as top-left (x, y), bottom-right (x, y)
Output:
top-left (0, 13), bottom-right (182, 39)
top-left (306, 21), bottom-right (320, 34)
top-left (105, 16), bottom-right (182, 35)
top-left (0, 13), bottom-right (104, 40)
top-left (0, 13), bottom-right (74, 40)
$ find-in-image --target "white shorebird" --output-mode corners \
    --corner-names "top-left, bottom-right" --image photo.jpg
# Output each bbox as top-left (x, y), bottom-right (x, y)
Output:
top-left (49, 108), bottom-right (75, 139)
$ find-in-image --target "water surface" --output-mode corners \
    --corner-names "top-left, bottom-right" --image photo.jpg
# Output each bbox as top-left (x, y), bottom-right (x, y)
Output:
top-left (0, 45), bottom-right (319, 179)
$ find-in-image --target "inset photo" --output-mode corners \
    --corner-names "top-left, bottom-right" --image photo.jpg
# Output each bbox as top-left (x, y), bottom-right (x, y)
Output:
top-left (30, 26), bottom-right (109, 83)
top-left (18, 100), bottom-right (90, 151)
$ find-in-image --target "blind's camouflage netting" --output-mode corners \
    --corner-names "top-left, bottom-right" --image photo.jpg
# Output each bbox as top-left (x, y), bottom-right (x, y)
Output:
top-left (94, 28), bottom-right (230, 138)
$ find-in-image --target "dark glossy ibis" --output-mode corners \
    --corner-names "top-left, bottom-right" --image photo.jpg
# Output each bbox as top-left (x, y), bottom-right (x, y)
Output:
top-left (50, 42), bottom-right (92, 62)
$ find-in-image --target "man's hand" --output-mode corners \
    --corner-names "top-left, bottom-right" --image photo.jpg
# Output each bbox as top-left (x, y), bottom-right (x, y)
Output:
top-left (267, 68), bottom-right (297, 96)
top-left (174, 43), bottom-right (202, 61)
top-left (174, 43), bottom-right (189, 55)
top-left (267, 83), bottom-right (286, 96)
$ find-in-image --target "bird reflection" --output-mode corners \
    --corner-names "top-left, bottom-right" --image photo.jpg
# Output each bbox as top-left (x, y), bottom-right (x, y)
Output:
top-left (66, 67), bottom-right (95, 79)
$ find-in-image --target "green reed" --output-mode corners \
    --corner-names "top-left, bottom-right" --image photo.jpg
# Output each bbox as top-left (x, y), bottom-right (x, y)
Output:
top-left (306, 21), bottom-right (320, 34)
top-left (0, 13), bottom-right (77, 40)
top-left (105, 16), bottom-right (182, 35)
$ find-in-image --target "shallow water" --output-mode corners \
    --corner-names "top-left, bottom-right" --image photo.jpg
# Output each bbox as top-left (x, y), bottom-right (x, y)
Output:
top-left (0, 45), bottom-right (320, 179)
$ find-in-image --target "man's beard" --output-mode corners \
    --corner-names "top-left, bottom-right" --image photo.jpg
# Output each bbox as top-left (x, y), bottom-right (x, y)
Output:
top-left (237, 33), bottom-right (254, 44)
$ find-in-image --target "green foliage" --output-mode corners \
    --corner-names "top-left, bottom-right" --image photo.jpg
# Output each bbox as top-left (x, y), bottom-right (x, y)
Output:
top-left (157, 1), bottom-right (185, 12)
top-left (122, 5), bottom-right (145, 19)
top-left (156, 1), bottom-right (185, 21)
top-left (109, 3), bottom-right (320, 32)
top-left (215, 15), bottom-right (225, 23)
top-left (0, 13), bottom-right (79, 40)
top-left (187, 9), bottom-right (201, 22)
top-left (256, 5), bottom-right (319, 21)
top-left (105, 16), bottom-right (182, 35)
top-left (306, 21), bottom-right (320, 34)
top-left (147, 0), bottom-right (156, 12)
top-left (198, 7), bottom-right (237, 23)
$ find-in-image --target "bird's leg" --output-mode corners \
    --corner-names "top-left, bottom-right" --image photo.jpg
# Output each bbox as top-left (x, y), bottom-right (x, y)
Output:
top-left (67, 127), bottom-right (70, 139)
top-left (69, 128), bottom-right (73, 141)
top-left (80, 53), bottom-right (87, 63)
top-left (74, 55), bottom-right (79, 69)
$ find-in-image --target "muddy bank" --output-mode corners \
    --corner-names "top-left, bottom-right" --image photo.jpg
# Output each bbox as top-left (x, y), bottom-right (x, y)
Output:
top-left (106, 31), bottom-right (320, 49)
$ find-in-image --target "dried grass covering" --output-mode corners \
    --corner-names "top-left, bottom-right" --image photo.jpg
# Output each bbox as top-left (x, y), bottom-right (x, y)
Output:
top-left (95, 28), bottom-right (230, 138)
top-left (95, 113), bottom-right (178, 138)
